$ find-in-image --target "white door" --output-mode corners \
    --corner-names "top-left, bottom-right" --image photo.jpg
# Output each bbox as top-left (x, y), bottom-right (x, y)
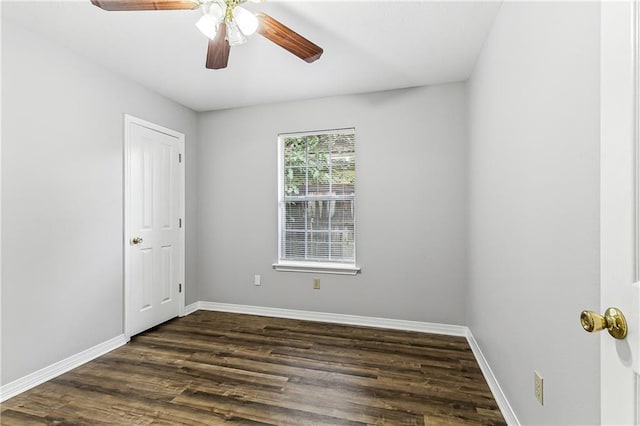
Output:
top-left (600, 1), bottom-right (640, 424)
top-left (124, 115), bottom-right (185, 337)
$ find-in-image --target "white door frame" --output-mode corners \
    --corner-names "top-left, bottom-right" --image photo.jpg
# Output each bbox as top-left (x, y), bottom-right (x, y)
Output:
top-left (123, 114), bottom-right (185, 339)
top-left (600, 0), bottom-right (640, 423)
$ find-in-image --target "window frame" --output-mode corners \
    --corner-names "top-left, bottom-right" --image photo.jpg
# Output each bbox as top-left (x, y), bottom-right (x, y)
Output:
top-left (273, 128), bottom-right (360, 275)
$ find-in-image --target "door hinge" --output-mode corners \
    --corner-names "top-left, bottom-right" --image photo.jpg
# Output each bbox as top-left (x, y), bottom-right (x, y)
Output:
top-left (178, 218), bottom-right (182, 228)
top-left (178, 153), bottom-right (182, 163)
top-left (179, 283), bottom-right (182, 293)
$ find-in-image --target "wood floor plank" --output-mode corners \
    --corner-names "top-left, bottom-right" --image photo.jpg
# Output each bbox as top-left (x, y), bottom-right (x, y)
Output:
top-left (1, 311), bottom-right (506, 425)
top-left (172, 390), bottom-right (367, 426)
top-left (0, 409), bottom-right (49, 425)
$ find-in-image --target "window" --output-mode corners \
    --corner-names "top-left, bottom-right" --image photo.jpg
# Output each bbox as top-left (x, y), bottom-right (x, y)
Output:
top-left (274, 128), bottom-right (359, 275)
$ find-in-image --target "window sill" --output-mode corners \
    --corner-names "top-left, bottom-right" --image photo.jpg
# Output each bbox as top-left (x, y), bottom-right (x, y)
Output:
top-left (272, 262), bottom-right (361, 276)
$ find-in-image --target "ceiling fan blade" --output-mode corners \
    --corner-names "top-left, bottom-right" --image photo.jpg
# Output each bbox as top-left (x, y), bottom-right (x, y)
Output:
top-left (256, 13), bottom-right (323, 63)
top-left (206, 22), bottom-right (231, 69)
top-left (90, 0), bottom-right (198, 11)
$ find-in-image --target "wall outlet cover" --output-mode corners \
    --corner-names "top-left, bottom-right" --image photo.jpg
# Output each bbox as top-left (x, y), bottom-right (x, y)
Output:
top-left (534, 371), bottom-right (543, 405)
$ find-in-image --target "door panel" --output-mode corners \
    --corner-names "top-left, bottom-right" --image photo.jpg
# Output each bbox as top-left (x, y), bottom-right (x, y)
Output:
top-left (159, 144), bottom-right (173, 229)
top-left (140, 248), bottom-right (153, 311)
top-left (160, 245), bottom-right (172, 303)
top-left (125, 115), bottom-right (184, 337)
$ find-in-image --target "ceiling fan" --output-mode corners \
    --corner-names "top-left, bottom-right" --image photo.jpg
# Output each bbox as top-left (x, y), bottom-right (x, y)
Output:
top-left (90, 0), bottom-right (323, 70)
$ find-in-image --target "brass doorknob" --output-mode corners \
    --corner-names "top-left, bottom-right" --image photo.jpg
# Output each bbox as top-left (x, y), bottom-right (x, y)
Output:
top-left (580, 307), bottom-right (627, 339)
top-left (131, 237), bottom-right (143, 245)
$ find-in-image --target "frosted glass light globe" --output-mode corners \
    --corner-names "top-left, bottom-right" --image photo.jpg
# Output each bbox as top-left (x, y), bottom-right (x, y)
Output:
top-left (233, 6), bottom-right (259, 36)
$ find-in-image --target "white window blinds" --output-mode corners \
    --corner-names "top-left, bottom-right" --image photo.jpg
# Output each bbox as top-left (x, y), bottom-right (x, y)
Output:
top-left (278, 128), bottom-right (356, 266)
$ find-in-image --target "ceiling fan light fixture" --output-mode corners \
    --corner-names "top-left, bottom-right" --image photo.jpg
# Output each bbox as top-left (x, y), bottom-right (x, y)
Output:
top-left (90, 0), bottom-right (324, 70)
top-left (226, 19), bottom-right (247, 46)
top-left (232, 6), bottom-right (258, 36)
top-left (196, 14), bottom-right (219, 40)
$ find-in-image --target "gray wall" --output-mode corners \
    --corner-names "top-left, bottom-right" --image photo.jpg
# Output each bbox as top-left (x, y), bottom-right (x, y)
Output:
top-left (467, 2), bottom-right (600, 424)
top-left (197, 84), bottom-right (469, 325)
top-left (1, 21), bottom-right (198, 385)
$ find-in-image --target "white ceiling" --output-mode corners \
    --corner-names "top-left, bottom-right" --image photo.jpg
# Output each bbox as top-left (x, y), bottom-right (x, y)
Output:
top-left (3, 1), bottom-right (502, 112)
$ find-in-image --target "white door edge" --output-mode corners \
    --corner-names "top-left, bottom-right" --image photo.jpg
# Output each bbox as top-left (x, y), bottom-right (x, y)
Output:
top-left (601, 0), bottom-right (640, 423)
top-left (631, 0), bottom-right (640, 420)
top-left (634, 0), bottom-right (640, 421)
top-left (123, 114), bottom-right (185, 338)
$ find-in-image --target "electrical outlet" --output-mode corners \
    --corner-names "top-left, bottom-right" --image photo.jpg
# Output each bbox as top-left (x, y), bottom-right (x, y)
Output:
top-left (313, 278), bottom-right (320, 289)
top-left (254, 275), bottom-right (261, 286)
top-left (534, 371), bottom-right (543, 405)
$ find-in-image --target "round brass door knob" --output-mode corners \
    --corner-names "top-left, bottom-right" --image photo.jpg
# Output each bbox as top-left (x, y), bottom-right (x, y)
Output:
top-left (131, 237), bottom-right (143, 245)
top-left (580, 307), bottom-right (627, 340)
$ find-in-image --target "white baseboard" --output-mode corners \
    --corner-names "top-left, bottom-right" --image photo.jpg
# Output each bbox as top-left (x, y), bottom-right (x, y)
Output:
top-left (0, 334), bottom-right (128, 403)
top-left (466, 330), bottom-right (520, 426)
top-left (183, 301), bottom-right (200, 316)
top-left (196, 301), bottom-right (469, 336)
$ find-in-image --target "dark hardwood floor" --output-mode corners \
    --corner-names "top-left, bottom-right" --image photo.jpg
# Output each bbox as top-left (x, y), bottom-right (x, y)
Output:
top-left (1, 311), bottom-right (506, 425)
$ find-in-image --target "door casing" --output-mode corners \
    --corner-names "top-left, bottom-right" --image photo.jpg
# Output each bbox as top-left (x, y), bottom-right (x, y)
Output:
top-left (600, 1), bottom-right (640, 423)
